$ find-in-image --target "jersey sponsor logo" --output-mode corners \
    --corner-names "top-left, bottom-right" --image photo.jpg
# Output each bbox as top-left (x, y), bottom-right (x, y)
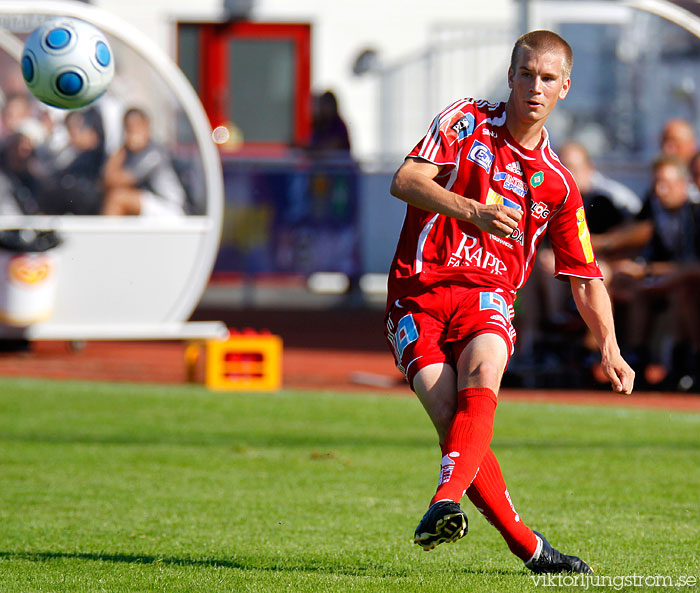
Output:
top-left (494, 168), bottom-right (528, 198)
top-left (506, 161), bottom-right (523, 176)
top-left (504, 176), bottom-right (528, 198)
top-left (386, 312), bottom-right (419, 374)
top-left (510, 227), bottom-right (525, 246)
top-left (530, 171), bottom-right (544, 187)
top-left (486, 189), bottom-right (524, 246)
top-left (530, 199), bottom-right (550, 220)
top-left (482, 127), bottom-right (498, 138)
top-left (451, 113), bottom-right (476, 140)
top-left (491, 229), bottom-right (525, 249)
top-left (576, 207), bottom-right (595, 263)
top-left (396, 314), bottom-right (418, 360)
top-left (479, 291), bottom-right (512, 320)
top-left (486, 188), bottom-right (521, 210)
top-left (491, 235), bottom-right (513, 249)
top-left (481, 292), bottom-right (516, 351)
top-left (448, 233), bottom-right (507, 275)
top-left (467, 140), bottom-right (495, 172)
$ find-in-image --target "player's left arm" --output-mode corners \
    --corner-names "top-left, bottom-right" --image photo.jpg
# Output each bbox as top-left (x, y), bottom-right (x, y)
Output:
top-left (569, 276), bottom-right (635, 394)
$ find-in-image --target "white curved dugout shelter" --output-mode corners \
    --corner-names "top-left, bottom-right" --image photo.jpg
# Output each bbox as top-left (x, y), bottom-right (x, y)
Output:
top-left (0, 1), bottom-right (226, 340)
top-left (625, 0), bottom-right (700, 37)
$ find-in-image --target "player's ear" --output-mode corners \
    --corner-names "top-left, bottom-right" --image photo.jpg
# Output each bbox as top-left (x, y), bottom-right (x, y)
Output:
top-left (507, 67), bottom-right (514, 89)
top-left (558, 76), bottom-right (571, 100)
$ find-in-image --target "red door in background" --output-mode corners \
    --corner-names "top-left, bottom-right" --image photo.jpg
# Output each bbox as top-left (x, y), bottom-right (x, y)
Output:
top-left (178, 22), bottom-right (311, 152)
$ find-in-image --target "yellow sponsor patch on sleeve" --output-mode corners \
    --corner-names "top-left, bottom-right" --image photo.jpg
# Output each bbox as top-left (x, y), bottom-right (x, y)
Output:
top-left (486, 188), bottom-right (503, 206)
top-left (576, 207), bottom-right (595, 263)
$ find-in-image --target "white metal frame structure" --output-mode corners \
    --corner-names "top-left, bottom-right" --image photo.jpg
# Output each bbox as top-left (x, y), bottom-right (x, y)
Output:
top-left (626, 0), bottom-right (700, 38)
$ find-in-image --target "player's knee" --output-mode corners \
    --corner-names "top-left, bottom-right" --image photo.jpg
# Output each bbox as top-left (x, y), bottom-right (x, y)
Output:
top-left (466, 359), bottom-right (502, 389)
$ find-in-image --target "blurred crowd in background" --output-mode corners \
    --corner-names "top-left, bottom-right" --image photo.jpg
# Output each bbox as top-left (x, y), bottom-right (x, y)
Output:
top-left (0, 76), bottom-right (698, 392)
top-left (0, 77), bottom-right (188, 218)
top-left (513, 118), bottom-right (700, 392)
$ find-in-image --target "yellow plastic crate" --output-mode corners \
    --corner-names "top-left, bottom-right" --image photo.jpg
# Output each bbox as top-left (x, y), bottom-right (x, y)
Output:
top-left (186, 331), bottom-right (282, 391)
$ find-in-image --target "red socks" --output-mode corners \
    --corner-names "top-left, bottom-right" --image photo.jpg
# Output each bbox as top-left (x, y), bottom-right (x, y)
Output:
top-left (467, 448), bottom-right (538, 561)
top-left (427, 385), bottom-right (538, 561)
top-left (430, 387), bottom-right (497, 505)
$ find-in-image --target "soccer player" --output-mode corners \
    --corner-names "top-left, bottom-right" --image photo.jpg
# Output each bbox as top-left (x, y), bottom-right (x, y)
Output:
top-left (384, 30), bottom-right (635, 573)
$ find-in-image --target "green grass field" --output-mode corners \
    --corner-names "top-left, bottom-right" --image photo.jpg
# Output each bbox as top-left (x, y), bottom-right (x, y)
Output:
top-left (0, 377), bottom-right (697, 592)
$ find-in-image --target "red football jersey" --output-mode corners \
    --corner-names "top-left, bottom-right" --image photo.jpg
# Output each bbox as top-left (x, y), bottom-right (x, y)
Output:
top-left (387, 98), bottom-right (602, 305)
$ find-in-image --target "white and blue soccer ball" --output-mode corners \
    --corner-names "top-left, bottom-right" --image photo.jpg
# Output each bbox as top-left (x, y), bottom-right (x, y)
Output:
top-left (21, 17), bottom-right (114, 110)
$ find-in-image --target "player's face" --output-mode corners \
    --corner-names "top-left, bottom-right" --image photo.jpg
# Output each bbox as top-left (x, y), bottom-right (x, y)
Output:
top-left (508, 48), bottom-right (570, 126)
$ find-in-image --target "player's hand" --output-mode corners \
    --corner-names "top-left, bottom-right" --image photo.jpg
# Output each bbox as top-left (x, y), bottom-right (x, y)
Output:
top-left (470, 203), bottom-right (522, 238)
top-left (601, 351), bottom-right (635, 395)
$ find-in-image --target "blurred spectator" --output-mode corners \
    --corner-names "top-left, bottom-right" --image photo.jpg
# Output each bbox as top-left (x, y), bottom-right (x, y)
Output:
top-left (0, 92), bottom-right (48, 149)
top-left (39, 107), bottom-right (106, 215)
top-left (102, 107), bottom-right (186, 216)
top-left (307, 91), bottom-right (351, 157)
top-left (558, 142), bottom-right (642, 233)
top-left (689, 150), bottom-right (700, 193)
top-left (0, 172), bottom-right (23, 215)
top-left (660, 118), bottom-right (697, 166)
top-left (586, 119), bottom-right (698, 259)
top-left (557, 142), bottom-right (642, 306)
top-left (518, 142), bottom-right (642, 369)
top-left (0, 132), bottom-right (43, 214)
top-left (1, 92), bottom-right (32, 136)
top-left (0, 64), bottom-right (33, 102)
top-left (615, 155), bottom-right (700, 389)
top-left (638, 156), bottom-right (698, 265)
top-left (660, 118), bottom-right (699, 203)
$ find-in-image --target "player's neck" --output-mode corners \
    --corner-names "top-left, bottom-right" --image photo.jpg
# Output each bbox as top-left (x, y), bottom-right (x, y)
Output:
top-left (504, 101), bottom-right (546, 151)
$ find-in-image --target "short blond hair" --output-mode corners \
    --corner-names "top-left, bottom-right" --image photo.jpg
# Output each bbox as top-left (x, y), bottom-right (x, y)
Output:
top-left (511, 30), bottom-right (573, 79)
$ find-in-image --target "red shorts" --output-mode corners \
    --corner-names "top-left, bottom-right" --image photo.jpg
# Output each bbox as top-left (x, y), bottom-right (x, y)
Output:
top-left (384, 284), bottom-right (516, 390)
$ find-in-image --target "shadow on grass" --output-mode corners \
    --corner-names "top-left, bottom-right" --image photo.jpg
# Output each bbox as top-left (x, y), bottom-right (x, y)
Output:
top-left (0, 550), bottom-right (523, 577)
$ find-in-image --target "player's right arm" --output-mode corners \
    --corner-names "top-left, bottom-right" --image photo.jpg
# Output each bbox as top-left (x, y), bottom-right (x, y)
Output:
top-left (390, 156), bottom-right (522, 239)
